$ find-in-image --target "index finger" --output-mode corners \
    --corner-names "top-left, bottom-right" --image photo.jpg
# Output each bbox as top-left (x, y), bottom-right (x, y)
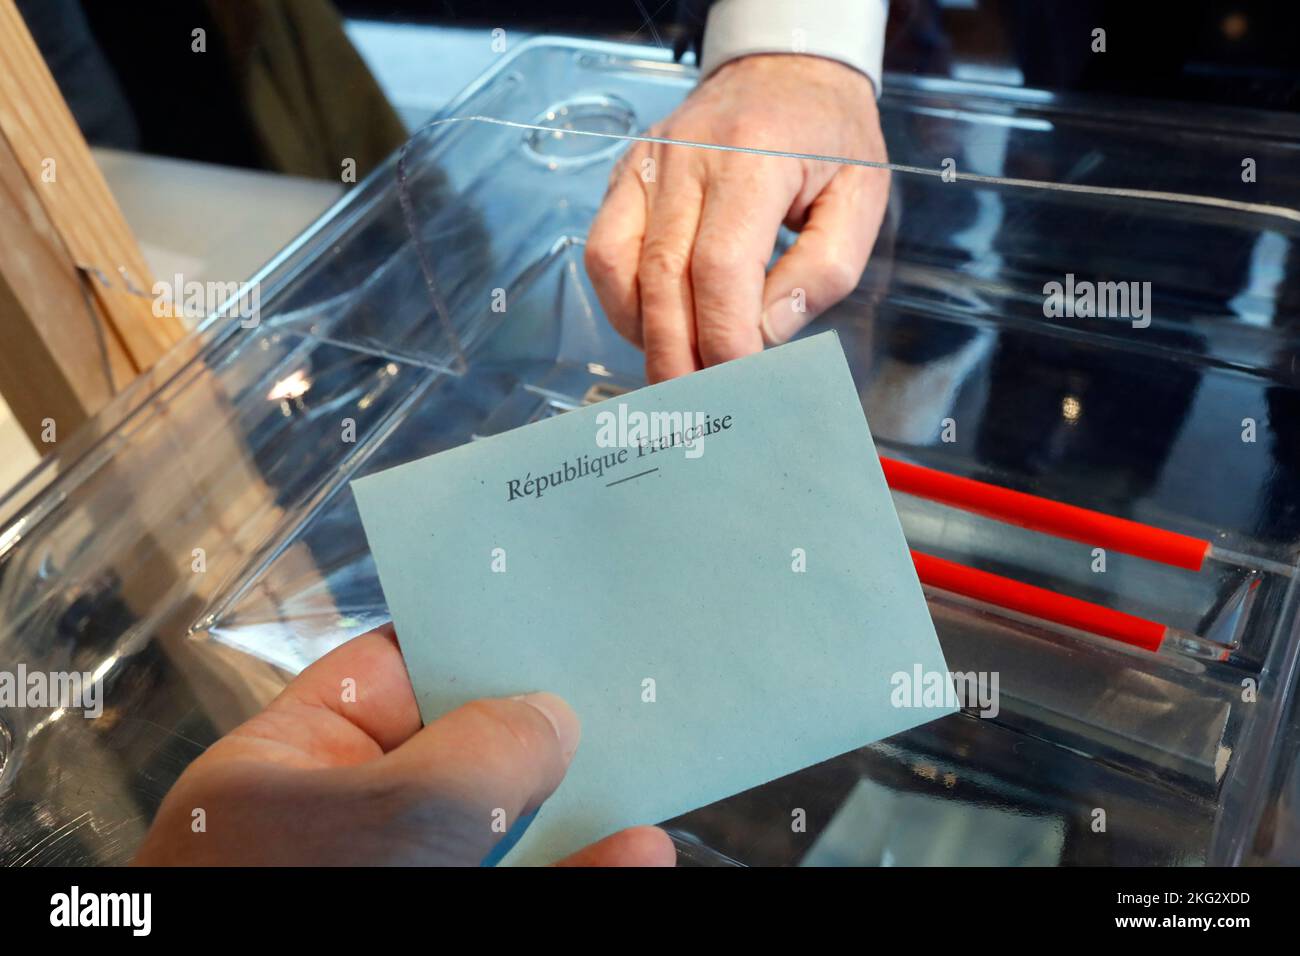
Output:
top-left (268, 624), bottom-right (422, 753)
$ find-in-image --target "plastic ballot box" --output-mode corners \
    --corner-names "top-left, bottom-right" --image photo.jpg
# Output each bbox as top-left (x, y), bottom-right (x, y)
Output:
top-left (1, 38), bottom-right (1299, 866)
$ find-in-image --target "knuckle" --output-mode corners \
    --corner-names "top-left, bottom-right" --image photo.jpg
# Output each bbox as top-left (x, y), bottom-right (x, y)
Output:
top-left (822, 255), bottom-right (864, 300)
top-left (690, 244), bottom-right (745, 285)
top-left (584, 237), bottom-right (618, 279)
top-left (638, 243), bottom-right (690, 285)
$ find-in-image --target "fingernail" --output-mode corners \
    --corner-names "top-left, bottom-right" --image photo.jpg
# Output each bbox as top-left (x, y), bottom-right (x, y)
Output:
top-left (761, 302), bottom-right (802, 346)
top-left (511, 692), bottom-right (581, 762)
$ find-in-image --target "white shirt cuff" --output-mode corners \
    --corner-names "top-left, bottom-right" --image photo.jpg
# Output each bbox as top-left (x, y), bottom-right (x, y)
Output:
top-left (699, 0), bottom-right (888, 97)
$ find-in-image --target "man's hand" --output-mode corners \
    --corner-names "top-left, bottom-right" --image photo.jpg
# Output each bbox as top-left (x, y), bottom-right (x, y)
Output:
top-left (133, 626), bottom-right (675, 866)
top-left (585, 53), bottom-right (890, 383)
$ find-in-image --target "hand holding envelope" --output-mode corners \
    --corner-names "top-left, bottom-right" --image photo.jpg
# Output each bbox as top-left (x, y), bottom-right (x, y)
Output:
top-left (354, 333), bottom-right (954, 865)
top-left (135, 335), bottom-right (952, 867)
top-left (134, 626), bottom-right (675, 866)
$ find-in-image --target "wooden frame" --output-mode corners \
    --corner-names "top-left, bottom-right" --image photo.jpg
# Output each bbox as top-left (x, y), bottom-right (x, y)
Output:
top-left (0, 0), bottom-right (186, 447)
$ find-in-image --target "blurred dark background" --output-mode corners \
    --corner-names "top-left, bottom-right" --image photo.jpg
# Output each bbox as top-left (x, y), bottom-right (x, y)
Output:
top-left (16, 0), bottom-right (1300, 179)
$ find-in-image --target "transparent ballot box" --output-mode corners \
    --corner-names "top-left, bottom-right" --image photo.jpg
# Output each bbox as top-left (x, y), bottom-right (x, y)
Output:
top-left (2, 38), bottom-right (1299, 866)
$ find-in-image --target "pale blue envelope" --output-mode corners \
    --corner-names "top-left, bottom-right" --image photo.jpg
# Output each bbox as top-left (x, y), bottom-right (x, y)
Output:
top-left (351, 332), bottom-right (954, 865)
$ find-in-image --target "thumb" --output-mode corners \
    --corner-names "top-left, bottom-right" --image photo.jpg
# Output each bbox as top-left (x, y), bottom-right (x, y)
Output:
top-left (373, 693), bottom-right (580, 860)
top-left (761, 166), bottom-right (887, 344)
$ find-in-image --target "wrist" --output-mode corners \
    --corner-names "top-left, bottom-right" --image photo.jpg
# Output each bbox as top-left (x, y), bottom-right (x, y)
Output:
top-left (710, 52), bottom-right (878, 100)
top-left (699, 0), bottom-right (887, 97)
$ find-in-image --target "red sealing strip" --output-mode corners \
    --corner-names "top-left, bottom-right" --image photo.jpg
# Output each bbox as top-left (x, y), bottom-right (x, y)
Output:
top-left (912, 550), bottom-right (1167, 652)
top-left (882, 457), bottom-right (1210, 572)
